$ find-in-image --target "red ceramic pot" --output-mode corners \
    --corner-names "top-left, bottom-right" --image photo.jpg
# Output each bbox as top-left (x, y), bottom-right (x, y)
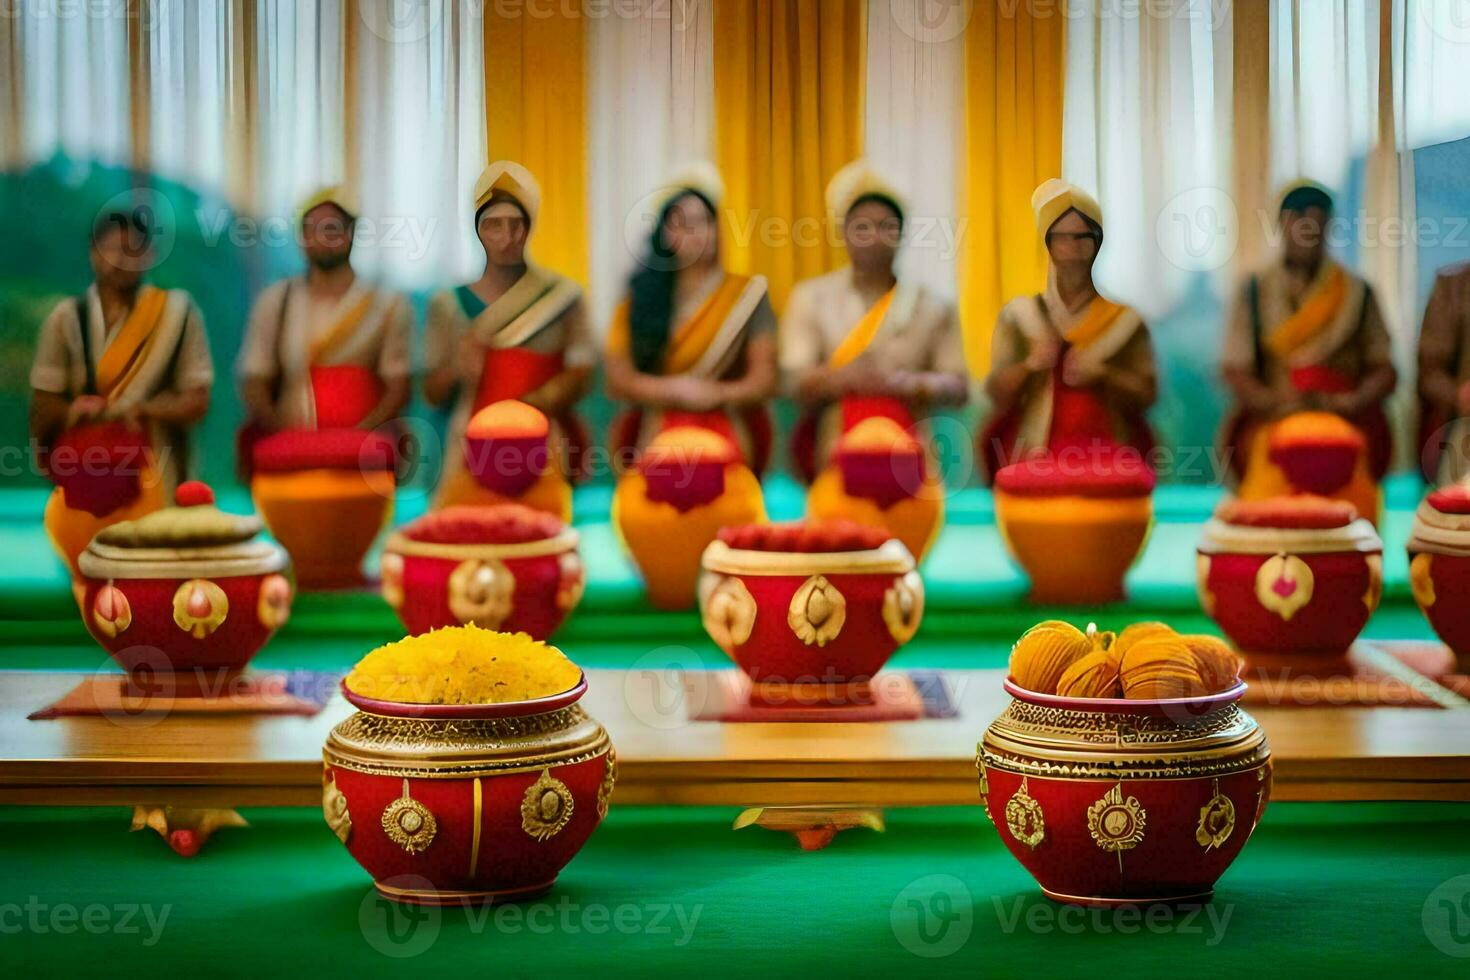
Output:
top-left (1196, 497), bottom-right (1382, 657)
top-left (322, 674), bottom-right (614, 906)
top-left (76, 482), bottom-right (293, 678)
top-left (463, 400), bottom-right (552, 498)
top-left (1407, 484), bottom-right (1470, 672)
top-left (979, 679), bottom-right (1270, 905)
top-left (697, 521), bottom-right (923, 693)
top-left (380, 505), bottom-right (583, 640)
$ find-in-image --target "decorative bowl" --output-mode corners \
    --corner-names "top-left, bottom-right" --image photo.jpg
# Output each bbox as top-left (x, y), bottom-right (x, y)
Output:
top-left (380, 505), bottom-right (583, 639)
top-left (76, 482), bottom-right (293, 678)
top-left (978, 678), bottom-right (1270, 905)
top-left (250, 428), bottom-right (396, 588)
top-left (1407, 484), bottom-right (1470, 672)
top-left (1196, 497), bottom-right (1382, 656)
top-left (322, 673), bottom-right (614, 906)
top-left (993, 452), bottom-right (1155, 604)
top-left (698, 521), bottom-right (923, 694)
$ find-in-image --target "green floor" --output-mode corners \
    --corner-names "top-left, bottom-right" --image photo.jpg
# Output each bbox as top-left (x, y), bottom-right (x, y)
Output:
top-left (1, 803), bottom-right (1467, 977)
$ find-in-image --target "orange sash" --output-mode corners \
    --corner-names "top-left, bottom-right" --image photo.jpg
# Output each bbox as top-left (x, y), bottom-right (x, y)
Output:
top-left (608, 274), bottom-right (756, 376)
top-left (308, 290), bottom-right (380, 364)
top-left (828, 287), bottom-right (896, 369)
top-left (1063, 296), bottom-right (1127, 351)
top-left (1264, 263), bottom-right (1347, 361)
top-left (93, 286), bottom-right (169, 399)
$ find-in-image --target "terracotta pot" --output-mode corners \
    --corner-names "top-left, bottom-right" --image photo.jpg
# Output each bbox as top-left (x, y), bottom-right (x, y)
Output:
top-left (381, 506), bottom-right (583, 639)
top-left (1407, 485), bottom-right (1470, 672)
top-left (993, 455), bottom-right (1155, 605)
top-left (698, 527), bottom-right (922, 693)
top-left (322, 674), bottom-right (614, 906)
top-left (251, 429), bottom-right (396, 589)
top-left (1196, 498), bottom-right (1382, 657)
top-left (76, 482), bottom-right (293, 678)
top-left (979, 679), bottom-right (1270, 905)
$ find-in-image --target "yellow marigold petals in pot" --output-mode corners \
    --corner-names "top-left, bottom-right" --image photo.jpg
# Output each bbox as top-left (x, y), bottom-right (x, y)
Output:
top-left (344, 625), bottom-right (581, 704)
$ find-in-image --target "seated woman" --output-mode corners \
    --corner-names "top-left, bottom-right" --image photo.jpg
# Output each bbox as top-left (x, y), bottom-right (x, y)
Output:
top-left (424, 161), bottom-right (593, 520)
top-left (979, 178), bottom-right (1156, 481)
top-left (603, 163), bottom-right (778, 473)
top-left (781, 161), bottom-right (968, 560)
top-left (1220, 180), bottom-right (1395, 520)
top-left (606, 164), bottom-right (776, 608)
top-left (978, 179), bottom-right (1158, 604)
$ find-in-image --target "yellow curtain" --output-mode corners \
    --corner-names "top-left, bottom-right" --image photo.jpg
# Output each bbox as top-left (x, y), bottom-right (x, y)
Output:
top-left (713, 0), bottom-right (864, 312)
top-left (483, 8), bottom-right (588, 285)
top-left (959, 1), bottom-right (1065, 377)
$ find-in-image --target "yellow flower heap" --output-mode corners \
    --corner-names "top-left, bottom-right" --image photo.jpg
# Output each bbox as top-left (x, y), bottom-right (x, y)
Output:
top-left (345, 625), bottom-right (581, 704)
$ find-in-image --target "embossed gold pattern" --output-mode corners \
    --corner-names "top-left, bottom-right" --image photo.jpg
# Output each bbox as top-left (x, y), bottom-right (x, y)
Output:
top-left (1087, 782), bottom-right (1146, 866)
top-left (1363, 553), bottom-right (1383, 613)
top-left (92, 583), bottom-right (132, 639)
top-left (1410, 552), bottom-right (1437, 609)
top-left (448, 558), bottom-right (515, 629)
top-left (700, 575), bottom-right (758, 653)
top-left (172, 579), bottom-right (228, 638)
top-left (1254, 553), bottom-right (1313, 621)
top-left (381, 779), bottom-right (437, 854)
top-left (521, 769), bottom-right (573, 841)
top-left (257, 574), bottom-right (292, 630)
top-left (1004, 776), bottom-right (1045, 849)
top-left (597, 748), bottom-right (617, 819)
top-left (882, 571), bottom-right (924, 645)
top-left (1196, 777), bottom-right (1235, 851)
top-left (788, 574), bottom-right (846, 647)
top-left (322, 767), bottom-right (352, 845)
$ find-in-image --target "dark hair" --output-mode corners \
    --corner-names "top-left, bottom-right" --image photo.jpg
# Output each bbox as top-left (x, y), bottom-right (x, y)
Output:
top-left (847, 193), bottom-right (904, 228)
top-left (627, 189), bottom-right (716, 374)
top-left (91, 208), bottom-right (152, 248)
top-left (1280, 184), bottom-right (1333, 216)
top-left (1045, 207), bottom-right (1103, 248)
top-left (475, 192), bottom-right (530, 228)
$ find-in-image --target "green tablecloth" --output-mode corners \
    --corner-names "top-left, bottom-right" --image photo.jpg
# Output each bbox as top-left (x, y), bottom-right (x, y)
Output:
top-left (1, 802), bottom-right (1467, 976)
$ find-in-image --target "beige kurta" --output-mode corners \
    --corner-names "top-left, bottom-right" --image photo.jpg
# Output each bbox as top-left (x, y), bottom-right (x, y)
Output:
top-left (237, 276), bottom-right (411, 429)
top-left (987, 280), bottom-right (1155, 457)
top-left (30, 285), bottom-right (213, 490)
top-left (1418, 262), bottom-right (1470, 482)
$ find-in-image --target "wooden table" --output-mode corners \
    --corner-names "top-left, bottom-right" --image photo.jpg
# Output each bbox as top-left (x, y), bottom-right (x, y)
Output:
top-left (4, 668), bottom-right (1470, 808)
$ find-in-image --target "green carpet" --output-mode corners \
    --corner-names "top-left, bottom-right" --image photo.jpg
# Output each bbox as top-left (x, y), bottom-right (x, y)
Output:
top-left (0, 802), bottom-right (1465, 976)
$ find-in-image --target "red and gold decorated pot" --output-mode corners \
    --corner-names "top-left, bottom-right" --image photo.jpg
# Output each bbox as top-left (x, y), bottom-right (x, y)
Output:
top-left (993, 452), bottom-right (1155, 605)
top-left (381, 505), bottom-right (583, 640)
top-left (250, 428), bottom-right (396, 589)
top-left (1196, 496), bottom-right (1382, 657)
top-left (979, 679), bottom-right (1270, 905)
top-left (697, 522), bottom-right (923, 693)
top-left (322, 675), bottom-right (614, 906)
top-left (1407, 484), bottom-right (1470, 672)
top-left (76, 482), bottom-right (293, 677)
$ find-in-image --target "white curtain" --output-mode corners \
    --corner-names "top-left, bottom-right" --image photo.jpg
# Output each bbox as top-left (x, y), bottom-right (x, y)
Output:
top-left (145, 0), bottom-right (235, 198)
top-left (864, 0), bottom-right (964, 304)
top-left (348, 0), bottom-right (485, 289)
top-left (586, 0), bottom-right (715, 330)
top-left (1395, 0), bottom-right (1470, 151)
top-left (1062, 0), bottom-right (1233, 319)
top-left (15, 0), bottom-right (131, 170)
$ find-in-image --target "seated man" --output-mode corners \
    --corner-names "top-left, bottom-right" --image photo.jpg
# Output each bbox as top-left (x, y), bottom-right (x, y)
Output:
top-left (30, 208), bottom-right (213, 575)
top-left (1417, 260), bottom-right (1470, 484)
top-left (781, 160), bottom-right (969, 483)
top-left (978, 178), bottom-right (1156, 483)
top-left (237, 185), bottom-right (411, 464)
top-left (1220, 180), bottom-right (1396, 512)
top-left (424, 161), bottom-right (593, 511)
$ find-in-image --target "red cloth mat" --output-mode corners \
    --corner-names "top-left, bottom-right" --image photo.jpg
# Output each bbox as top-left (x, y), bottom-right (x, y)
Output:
top-left (1238, 640), bottom-right (1468, 709)
top-left (29, 671), bottom-right (336, 719)
top-left (682, 670), bottom-right (953, 723)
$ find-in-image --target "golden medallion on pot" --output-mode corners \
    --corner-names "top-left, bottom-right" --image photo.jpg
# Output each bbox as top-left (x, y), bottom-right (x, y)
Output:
top-left (1362, 553), bottom-right (1383, 613)
top-left (788, 574), bottom-right (846, 647)
top-left (557, 551), bottom-right (586, 611)
top-left (257, 574), bottom-right (292, 630)
top-left (1254, 553), bottom-right (1313, 621)
top-left (381, 779), bottom-right (437, 854)
top-left (882, 571), bottom-right (924, 645)
top-left (1087, 782), bottom-right (1146, 856)
top-left (1195, 777), bottom-right (1235, 851)
top-left (1196, 553), bottom-right (1216, 616)
top-left (448, 558), bottom-right (514, 629)
top-left (701, 575), bottom-right (757, 653)
top-left (92, 583), bottom-right (132, 639)
top-left (522, 768), bottom-right (574, 842)
top-left (322, 767), bottom-right (352, 845)
top-left (1004, 776), bottom-right (1045, 849)
top-left (172, 579), bottom-right (228, 638)
top-left (1410, 552), bottom-right (1436, 609)
top-left (379, 553), bottom-right (404, 610)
